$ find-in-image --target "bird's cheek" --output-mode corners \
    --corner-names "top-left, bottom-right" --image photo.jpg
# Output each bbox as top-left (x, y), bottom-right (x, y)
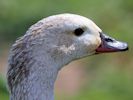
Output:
top-left (87, 36), bottom-right (101, 52)
top-left (95, 36), bottom-right (102, 49)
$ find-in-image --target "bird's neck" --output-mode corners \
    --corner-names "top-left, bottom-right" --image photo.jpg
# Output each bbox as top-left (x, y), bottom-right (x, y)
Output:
top-left (28, 62), bottom-right (58, 100)
top-left (10, 44), bottom-right (72, 100)
top-left (11, 56), bottom-right (60, 100)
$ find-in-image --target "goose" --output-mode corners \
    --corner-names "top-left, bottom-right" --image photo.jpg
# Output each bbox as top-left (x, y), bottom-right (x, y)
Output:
top-left (7, 13), bottom-right (128, 100)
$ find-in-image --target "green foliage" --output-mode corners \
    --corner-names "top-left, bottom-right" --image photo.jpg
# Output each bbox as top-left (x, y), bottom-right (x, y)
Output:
top-left (77, 71), bottom-right (133, 100)
top-left (0, 0), bottom-right (133, 43)
top-left (56, 65), bottom-right (133, 100)
top-left (0, 76), bottom-right (9, 100)
top-left (0, 0), bottom-right (133, 100)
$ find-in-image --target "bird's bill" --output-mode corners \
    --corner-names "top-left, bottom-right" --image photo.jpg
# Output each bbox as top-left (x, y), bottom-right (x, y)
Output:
top-left (96, 32), bottom-right (128, 53)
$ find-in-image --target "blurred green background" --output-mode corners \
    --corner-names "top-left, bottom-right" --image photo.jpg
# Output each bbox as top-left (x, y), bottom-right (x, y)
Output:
top-left (0, 0), bottom-right (133, 100)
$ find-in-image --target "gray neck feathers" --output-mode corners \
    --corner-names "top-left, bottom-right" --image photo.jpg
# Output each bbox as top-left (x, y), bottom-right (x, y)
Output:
top-left (7, 20), bottom-right (74, 100)
top-left (7, 34), bottom-right (60, 100)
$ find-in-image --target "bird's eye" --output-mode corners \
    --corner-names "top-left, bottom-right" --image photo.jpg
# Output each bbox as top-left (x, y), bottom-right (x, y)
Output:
top-left (74, 28), bottom-right (84, 36)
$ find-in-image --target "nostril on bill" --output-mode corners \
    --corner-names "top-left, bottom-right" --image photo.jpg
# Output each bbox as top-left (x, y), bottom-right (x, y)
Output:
top-left (97, 32), bottom-right (129, 53)
top-left (104, 38), bottom-right (114, 42)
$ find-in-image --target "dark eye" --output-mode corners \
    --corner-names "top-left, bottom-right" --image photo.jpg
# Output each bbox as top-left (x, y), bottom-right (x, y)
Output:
top-left (74, 28), bottom-right (84, 36)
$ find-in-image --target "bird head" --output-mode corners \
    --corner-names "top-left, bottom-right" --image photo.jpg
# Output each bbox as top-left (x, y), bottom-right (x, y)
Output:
top-left (28, 13), bottom-right (128, 65)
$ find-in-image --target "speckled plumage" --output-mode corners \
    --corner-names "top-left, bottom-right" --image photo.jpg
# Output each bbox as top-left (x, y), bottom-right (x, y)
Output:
top-left (7, 13), bottom-right (102, 100)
